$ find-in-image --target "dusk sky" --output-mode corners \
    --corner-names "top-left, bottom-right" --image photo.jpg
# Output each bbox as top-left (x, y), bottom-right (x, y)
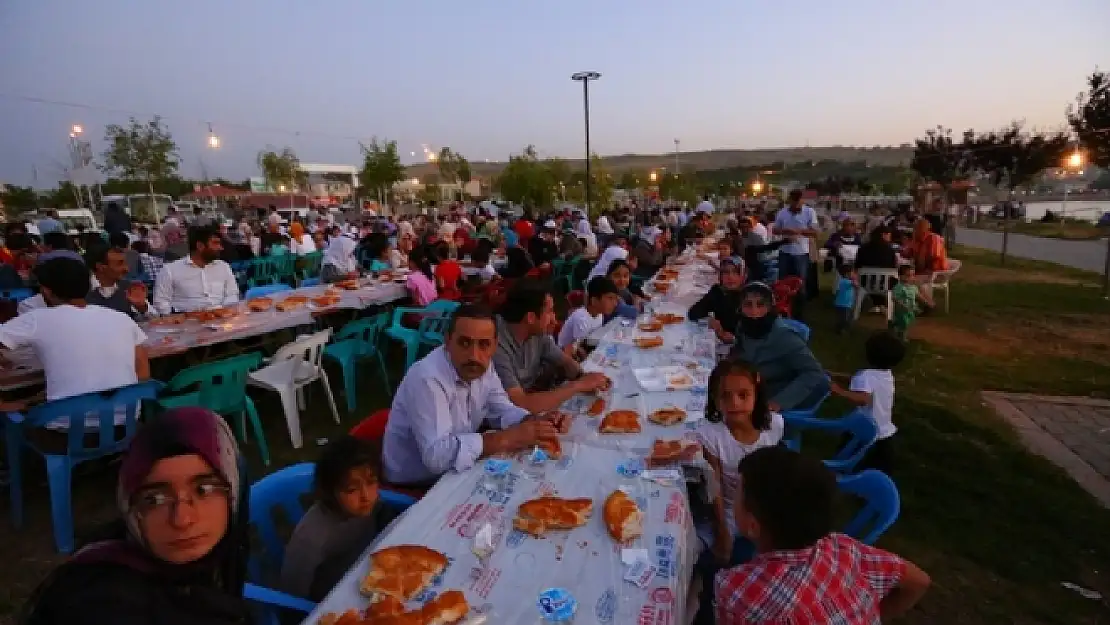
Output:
top-left (2, 0), bottom-right (1107, 186)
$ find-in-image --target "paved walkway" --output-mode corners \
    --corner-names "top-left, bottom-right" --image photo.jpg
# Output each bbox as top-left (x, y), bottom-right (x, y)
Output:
top-left (983, 392), bottom-right (1110, 507)
top-left (955, 227), bottom-right (1108, 273)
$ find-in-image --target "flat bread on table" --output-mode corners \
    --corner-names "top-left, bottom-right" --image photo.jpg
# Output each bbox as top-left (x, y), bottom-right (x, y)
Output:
top-left (648, 406), bottom-right (687, 426)
top-left (638, 320), bottom-right (663, 332)
top-left (359, 545), bottom-right (448, 602)
top-left (320, 590), bottom-right (469, 625)
top-left (276, 295), bottom-right (308, 312)
top-left (603, 490), bottom-right (643, 543)
top-left (653, 313), bottom-right (685, 325)
top-left (599, 409), bottom-right (641, 434)
top-left (513, 496), bottom-right (593, 537)
top-left (586, 397), bottom-right (606, 416)
top-left (633, 336), bottom-right (664, 349)
top-left (652, 281), bottom-right (672, 293)
top-left (247, 297), bottom-right (273, 312)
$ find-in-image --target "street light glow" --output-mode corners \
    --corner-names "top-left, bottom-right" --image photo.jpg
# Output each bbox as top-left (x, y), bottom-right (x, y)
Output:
top-left (752, 181), bottom-right (764, 194)
top-left (278, 185), bottom-right (287, 193)
top-left (71, 124), bottom-right (83, 135)
top-left (208, 134), bottom-right (221, 149)
top-left (649, 171), bottom-right (658, 182)
top-left (1067, 151), bottom-right (1084, 168)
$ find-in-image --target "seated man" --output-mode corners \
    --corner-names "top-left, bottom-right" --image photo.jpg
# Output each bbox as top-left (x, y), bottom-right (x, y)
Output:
top-left (85, 245), bottom-right (155, 321)
top-left (494, 282), bottom-right (609, 413)
top-left (152, 225), bottom-right (239, 315)
top-left (557, 276), bottom-right (621, 350)
top-left (714, 447), bottom-right (930, 624)
top-left (382, 304), bottom-right (563, 487)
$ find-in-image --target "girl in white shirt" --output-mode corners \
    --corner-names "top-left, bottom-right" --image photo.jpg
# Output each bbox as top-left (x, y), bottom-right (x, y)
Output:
top-left (693, 360), bottom-right (784, 564)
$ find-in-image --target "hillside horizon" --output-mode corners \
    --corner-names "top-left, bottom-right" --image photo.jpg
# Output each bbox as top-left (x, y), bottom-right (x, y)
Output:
top-left (404, 145), bottom-right (915, 178)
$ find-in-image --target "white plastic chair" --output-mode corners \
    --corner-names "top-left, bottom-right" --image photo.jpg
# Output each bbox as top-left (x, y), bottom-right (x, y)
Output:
top-left (928, 259), bottom-right (961, 313)
top-left (248, 328), bottom-right (340, 448)
top-left (853, 268), bottom-right (899, 322)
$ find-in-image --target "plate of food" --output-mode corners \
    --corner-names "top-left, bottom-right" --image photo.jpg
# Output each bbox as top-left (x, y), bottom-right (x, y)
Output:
top-left (638, 320), bottom-right (663, 332)
top-left (275, 295), bottom-right (308, 312)
top-left (634, 366), bottom-right (695, 391)
top-left (653, 312), bottom-right (685, 325)
top-left (247, 297), bottom-right (273, 313)
top-left (633, 335), bottom-right (665, 350)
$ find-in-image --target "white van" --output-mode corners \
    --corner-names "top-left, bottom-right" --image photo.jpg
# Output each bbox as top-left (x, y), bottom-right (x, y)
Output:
top-left (100, 194), bottom-right (174, 223)
top-left (57, 209), bottom-right (100, 234)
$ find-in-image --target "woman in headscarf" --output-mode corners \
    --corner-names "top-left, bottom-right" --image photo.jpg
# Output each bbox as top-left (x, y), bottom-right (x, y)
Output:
top-left (728, 282), bottom-right (828, 412)
top-left (498, 245), bottom-right (534, 280)
top-left (20, 408), bottom-right (250, 625)
top-left (631, 227), bottom-right (668, 278)
top-left (688, 257), bottom-right (746, 343)
top-left (573, 214), bottom-right (598, 257)
top-left (321, 234), bottom-right (360, 283)
top-left (288, 221), bottom-right (316, 256)
top-left (586, 235), bottom-right (629, 282)
top-left (903, 218), bottom-right (948, 276)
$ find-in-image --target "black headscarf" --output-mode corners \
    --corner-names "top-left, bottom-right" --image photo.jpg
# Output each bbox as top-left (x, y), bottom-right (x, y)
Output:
top-left (736, 281), bottom-right (777, 340)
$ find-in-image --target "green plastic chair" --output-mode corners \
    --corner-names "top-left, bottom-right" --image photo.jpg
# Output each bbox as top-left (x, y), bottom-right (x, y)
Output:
top-left (298, 251), bottom-right (324, 283)
top-left (273, 254), bottom-right (298, 285)
top-left (158, 352), bottom-right (271, 465)
top-left (384, 300), bottom-right (460, 377)
top-left (248, 257), bottom-right (281, 288)
top-left (323, 313), bottom-right (391, 413)
top-left (417, 313), bottom-right (452, 353)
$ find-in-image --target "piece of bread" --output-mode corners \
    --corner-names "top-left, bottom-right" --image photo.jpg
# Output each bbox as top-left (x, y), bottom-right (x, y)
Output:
top-left (358, 590), bottom-right (469, 625)
top-left (318, 609), bottom-right (362, 625)
top-left (653, 281), bottom-right (672, 293)
top-left (337, 279), bottom-right (361, 290)
top-left (587, 397), bottom-right (606, 416)
top-left (633, 336), bottom-right (664, 349)
top-left (513, 496), bottom-right (593, 536)
top-left (603, 490), bottom-right (643, 543)
top-left (650, 439), bottom-right (689, 463)
top-left (653, 313), bottom-right (685, 325)
top-left (637, 320), bottom-right (663, 332)
top-left (648, 406), bottom-right (687, 426)
top-left (311, 295), bottom-right (341, 308)
top-left (599, 410), bottom-right (641, 434)
top-left (276, 295), bottom-right (308, 312)
top-left (359, 545), bottom-right (448, 601)
top-left (247, 297), bottom-right (273, 312)
top-left (365, 595), bottom-right (406, 619)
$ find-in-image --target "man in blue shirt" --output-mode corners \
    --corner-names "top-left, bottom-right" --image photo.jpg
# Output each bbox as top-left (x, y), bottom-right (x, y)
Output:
top-left (35, 210), bottom-right (64, 236)
top-left (773, 190), bottom-right (819, 283)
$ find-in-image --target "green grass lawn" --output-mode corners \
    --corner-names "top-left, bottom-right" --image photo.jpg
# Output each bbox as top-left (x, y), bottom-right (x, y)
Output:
top-left (2, 252), bottom-right (1110, 624)
top-left (804, 251), bottom-right (1110, 624)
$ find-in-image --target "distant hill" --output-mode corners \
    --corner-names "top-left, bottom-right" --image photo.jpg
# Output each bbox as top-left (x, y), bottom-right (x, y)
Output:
top-left (404, 145), bottom-right (915, 179)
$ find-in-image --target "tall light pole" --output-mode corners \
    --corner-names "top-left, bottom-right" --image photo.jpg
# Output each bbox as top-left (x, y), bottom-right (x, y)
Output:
top-left (571, 71), bottom-right (601, 214)
top-left (673, 138), bottom-right (681, 175)
top-left (69, 124), bottom-right (95, 209)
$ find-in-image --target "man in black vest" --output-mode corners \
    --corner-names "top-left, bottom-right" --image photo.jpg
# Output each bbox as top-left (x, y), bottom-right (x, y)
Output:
top-left (84, 244), bottom-right (153, 321)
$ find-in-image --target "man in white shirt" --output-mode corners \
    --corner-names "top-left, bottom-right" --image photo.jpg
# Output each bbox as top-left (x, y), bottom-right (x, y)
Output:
top-left (0, 258), bottom-right (150, 426)
top-left (382, 305), bottom-right (564, 488)
top-left (152, 224), bottom-right (240, 315)
top-left (557, 276), bottom-right (621, 349)
top-left (695, 194), bottom-right (715, 215)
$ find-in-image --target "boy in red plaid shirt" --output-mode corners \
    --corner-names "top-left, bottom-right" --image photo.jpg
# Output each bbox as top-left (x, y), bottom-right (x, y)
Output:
top-left (715, 447), bottom-right (930, 624)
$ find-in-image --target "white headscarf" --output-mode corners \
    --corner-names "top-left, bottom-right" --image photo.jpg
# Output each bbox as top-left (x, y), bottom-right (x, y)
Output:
top-left (575, 216), bottom-right (593, 237)
top-left (322, 235), bottom-right (359, 274)
top-left (587, 242), bottom-right (628, 281)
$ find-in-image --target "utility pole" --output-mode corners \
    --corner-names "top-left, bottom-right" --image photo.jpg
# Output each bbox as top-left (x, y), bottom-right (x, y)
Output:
top-left (673, 138), bottom-right (680, 175)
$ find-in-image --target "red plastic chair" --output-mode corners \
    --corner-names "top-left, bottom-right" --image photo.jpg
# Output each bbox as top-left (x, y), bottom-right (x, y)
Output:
top-left (772, 277), bottom-right (803, 318)
top-left (566, 290), bottom-right (585, 309)
top-left (349, 409), bottom-right (428, 500)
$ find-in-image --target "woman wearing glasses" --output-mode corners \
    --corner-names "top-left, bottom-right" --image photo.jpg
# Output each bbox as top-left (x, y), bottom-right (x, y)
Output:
top-left (20, 407), bottom-right (251, 625)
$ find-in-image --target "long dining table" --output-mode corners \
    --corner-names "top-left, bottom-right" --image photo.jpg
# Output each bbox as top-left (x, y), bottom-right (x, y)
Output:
top-left (304, 250), bottom-right (724, 625)
top-left (0, 277), bottom-right (409, 392)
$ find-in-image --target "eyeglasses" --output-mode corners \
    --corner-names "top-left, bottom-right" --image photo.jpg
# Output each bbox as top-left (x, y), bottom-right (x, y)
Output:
top-left (132, 478), bottom-right (230, 519)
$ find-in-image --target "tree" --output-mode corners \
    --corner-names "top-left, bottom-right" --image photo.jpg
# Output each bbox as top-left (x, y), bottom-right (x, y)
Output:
top-left (970, 124), bottom-right (1070, 264)
top-left (0, 185), bottom-right (38, 217)
top-left (910, 126), bottom-right (976, 248)
top-left (588, 153), bottom-right (613, 216)
top-left (496, 145), bottom-right (556, 210)
top-left (101, 116), bottom-right (179, 222)
top-left (256, 147), bottom-right (304, 193)
top-left (1068, 69), bottom-right (1110, 169)
top-left (359, 137), bottom-right (406, 205)
top-left (436, 147), bottom-right (472, 194)
top-left (418, 183), bottom-right (442, 205)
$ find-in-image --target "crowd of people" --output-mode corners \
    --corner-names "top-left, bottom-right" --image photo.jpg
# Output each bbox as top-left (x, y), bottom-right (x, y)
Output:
top-left (0, 192), bottom-right (952, 624)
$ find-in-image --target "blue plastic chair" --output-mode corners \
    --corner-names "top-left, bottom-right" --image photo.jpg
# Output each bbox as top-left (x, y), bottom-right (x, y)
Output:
top-left (384, 300), bottom-right (460, 376)
top-left (248, 462), bottom-right (417, 576)
top-left (300, 277), bottom-right (321, 287)
top-left (323, 313), bottom-right (392, 413)
top-left (780, 318), bottom-right (811, 343)
top-left (0, 288), bottom-right (35, 303)
top-left (5, 380), bottom-right (164, 553)
top-left (245, 283), bottom-right (293, 300)
top-left (158, 353), bottom-right (270, 466)
top-left (838, 470), bottom-right (900, 544)
top-left (244, 583), bottom-right (317, 625)
top-left (783, 409), bottom-right (879, 473)
top-left (417, 313), bottom-right (452, 352)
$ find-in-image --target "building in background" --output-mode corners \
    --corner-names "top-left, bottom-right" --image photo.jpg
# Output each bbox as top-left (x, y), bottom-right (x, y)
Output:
top-left (299, 163), bottom-right (359, 205)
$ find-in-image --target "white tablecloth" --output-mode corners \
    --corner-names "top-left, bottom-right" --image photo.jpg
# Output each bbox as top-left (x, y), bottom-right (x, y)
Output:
top-left (305, 444), bottom-right (697, 625)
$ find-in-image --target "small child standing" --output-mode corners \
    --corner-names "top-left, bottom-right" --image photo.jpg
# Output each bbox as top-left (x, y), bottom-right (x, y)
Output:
top-left (833, 264), bottom-right (858, 334)
top-left (890, 265), bottom-right (933, 340)
top-left (829, 330), bottom-right (906, 475)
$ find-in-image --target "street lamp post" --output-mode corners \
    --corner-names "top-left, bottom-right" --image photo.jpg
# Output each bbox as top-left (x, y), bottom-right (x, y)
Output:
top-left (571, 71), bottom-right (601, 215)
